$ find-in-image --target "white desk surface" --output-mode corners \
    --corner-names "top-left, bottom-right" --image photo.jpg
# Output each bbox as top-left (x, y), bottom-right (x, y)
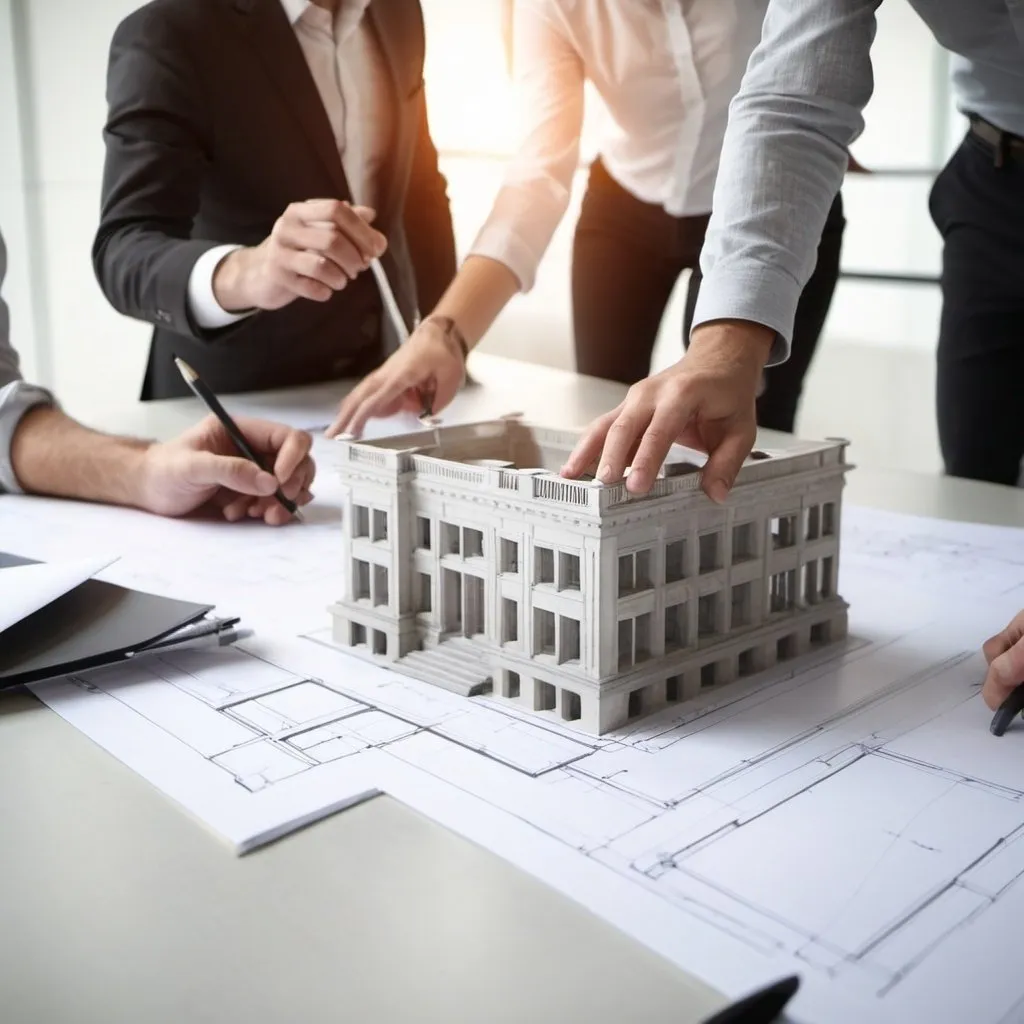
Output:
top-left (3, 353), bottom-right (1023, 1024)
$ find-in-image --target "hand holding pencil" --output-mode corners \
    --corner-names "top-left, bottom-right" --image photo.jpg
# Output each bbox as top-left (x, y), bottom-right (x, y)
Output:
top-left (160, 359), bottom-right (315, 525)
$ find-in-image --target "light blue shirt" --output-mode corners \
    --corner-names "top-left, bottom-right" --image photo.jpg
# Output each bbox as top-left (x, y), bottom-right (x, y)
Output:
top-left (692, 0), bottom-right (1024, 359)
top-left (0, 231), bottom-right (55, 493)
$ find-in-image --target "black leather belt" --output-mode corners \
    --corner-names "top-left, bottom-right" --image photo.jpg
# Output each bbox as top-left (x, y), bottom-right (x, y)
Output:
top-left (968, 114), bottom-right (1024, 168)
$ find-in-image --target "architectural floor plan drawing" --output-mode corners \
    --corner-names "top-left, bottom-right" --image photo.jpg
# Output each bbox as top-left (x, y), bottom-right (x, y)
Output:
top-left (7, 441), bottom-right (1024, 1024)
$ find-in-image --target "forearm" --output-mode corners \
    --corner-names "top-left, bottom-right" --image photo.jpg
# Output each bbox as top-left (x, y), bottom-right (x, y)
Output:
top-left (10, 406), bottom-right (150, 507)
top-left (429, 256), bottom-right (521, 349)
top-left (692, 0), bottom-right (878, 358)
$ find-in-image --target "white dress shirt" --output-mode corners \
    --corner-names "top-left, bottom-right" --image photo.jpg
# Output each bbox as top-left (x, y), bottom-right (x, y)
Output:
top-left (468, 0), bottom-right (769, 292)
top-left (188, 0), bottom-right (392, 330)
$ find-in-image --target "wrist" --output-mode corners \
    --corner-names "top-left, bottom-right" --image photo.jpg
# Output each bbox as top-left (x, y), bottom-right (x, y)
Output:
top-left (212, 247), bottom-right (258, 313)
top-left (424, 314), bottom-right (469, 363)
top-left (117, 440), bottom-right (159, 510)
top-left (689, 320), bottom-right (775, 365)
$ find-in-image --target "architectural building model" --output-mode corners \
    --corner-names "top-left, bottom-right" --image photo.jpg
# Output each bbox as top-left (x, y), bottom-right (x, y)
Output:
top-left (328, 416), bottom-right (851, 735)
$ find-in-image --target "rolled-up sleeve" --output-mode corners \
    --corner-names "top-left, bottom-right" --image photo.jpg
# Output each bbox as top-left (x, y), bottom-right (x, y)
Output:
top-left (691, 0), bottom-right (879, 363)
top-left (466, 0), bottom-right (585, 292)
top-left (0, 232), bottom-right (56, 494)
top-left (0, 381), bottom-right (56, 494)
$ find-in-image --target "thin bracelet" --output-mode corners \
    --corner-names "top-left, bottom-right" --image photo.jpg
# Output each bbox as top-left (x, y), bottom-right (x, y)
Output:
top-left (425, 314), bottom-right (469, 362)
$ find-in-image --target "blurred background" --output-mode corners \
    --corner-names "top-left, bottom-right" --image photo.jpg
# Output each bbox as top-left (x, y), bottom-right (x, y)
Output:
top-left (1, 0), bottom-right (960, 472)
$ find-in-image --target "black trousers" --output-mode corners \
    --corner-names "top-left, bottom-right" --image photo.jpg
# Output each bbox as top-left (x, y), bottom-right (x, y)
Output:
top-left (571, 158), bottom-right (846, 433)
top-left (929, 124), bottom-right (1024, 486)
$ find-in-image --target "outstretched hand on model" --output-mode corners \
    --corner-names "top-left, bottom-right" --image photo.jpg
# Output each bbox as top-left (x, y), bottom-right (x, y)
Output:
top-left (560, 322), bottom-right (773, 501)
top-left (325, 315), bottom-right (467, 438)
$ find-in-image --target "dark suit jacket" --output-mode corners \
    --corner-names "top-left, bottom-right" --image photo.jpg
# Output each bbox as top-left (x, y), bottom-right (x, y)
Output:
top-left (92, 0), bottom-right (456, 400)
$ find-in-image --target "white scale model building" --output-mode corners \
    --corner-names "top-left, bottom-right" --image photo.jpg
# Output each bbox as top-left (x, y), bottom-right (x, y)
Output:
top-left (328, 416), bottom-right (851, 735)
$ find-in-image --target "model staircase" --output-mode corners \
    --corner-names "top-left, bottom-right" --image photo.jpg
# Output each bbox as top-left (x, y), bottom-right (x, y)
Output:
top-left (397, 637), bottom-right (493, 697)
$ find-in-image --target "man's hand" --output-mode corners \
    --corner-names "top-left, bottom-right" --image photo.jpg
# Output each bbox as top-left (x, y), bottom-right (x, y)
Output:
top-left (213, 200), bottom-right (386, 312)
top-left (326, 315), bottom-right (467, 438)
top-left (137, 415), bottom-right (315, 525)
top-left (560, 322), bottom-right (773, 501)
top-left (981, 610), bottom-right (1024, 710)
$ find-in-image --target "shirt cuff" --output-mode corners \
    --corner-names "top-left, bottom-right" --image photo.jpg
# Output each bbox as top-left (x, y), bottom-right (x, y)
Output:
top-left (0, 380), bottom-right (57, 494)
top-left (187, 244), bottom-right (255, 330)
top-left (467, 222), bottom-right (545, 294)
top-left (689, 265), bottom-right (800, 366)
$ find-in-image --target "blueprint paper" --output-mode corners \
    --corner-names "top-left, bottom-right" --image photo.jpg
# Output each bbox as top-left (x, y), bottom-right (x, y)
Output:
top-left (5, 454), bottom-right (1024, 1023)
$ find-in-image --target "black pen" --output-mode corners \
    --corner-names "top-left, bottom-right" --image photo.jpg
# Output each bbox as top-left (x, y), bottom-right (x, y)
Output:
top-left (702, 976), bottom-right (800, 1024)
top-left (990, 686), bottom-right (1024, 737)
top-left (174, 357), bottom-right (301, 521)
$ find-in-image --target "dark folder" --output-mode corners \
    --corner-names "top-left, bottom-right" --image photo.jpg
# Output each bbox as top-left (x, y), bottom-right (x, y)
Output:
top-left (0, 552), bottom-right (212, 689)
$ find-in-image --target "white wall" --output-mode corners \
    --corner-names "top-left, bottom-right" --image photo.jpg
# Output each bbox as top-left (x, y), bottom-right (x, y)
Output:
top-left (2, 0), bottom-right (959, 471)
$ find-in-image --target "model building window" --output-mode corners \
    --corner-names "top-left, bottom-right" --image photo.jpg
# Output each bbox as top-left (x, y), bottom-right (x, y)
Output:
top-left (731, 582), bottom-right (753, 628)
top-left (635, 613), bottom-right (651, 661)
top-left (463, 527), bottom-right (484, 559)
top-left (373, 564), bottom-right (389, 606)
top-left (500, 538), bottom-right (519, 574)
top-left (503, 671), bottom-right (521, 699)
top-left (618, 548), bottom-right (653, 596)
top-left (502, 598), bottom-right (518, 644)
top-left (350, 622), bottom-right (366, 646)
top-left (372, 630), bottom-right (386, 655)
top-left (769, 569), bottom-right (797, 612)
top-left (697, 593), bottom-right (719, 637)
top-left (810, 622), bottom-right (831, 645)
top-left (665, 675), bottom-right (681, 702)
top-left (804, 561), bottom-right (819, 604)
top-left (805, 505), bottom-right (821, 541)
top-left (627, 688), bottom-right (644, 719)
top-left (700, 662), bottom-right (716, 688)
top-left (535, 545), bottom-right (555, 584)
top-left (618, 613), bottom-right (651, 668)
top-left (665, 539), bottom-right (686, 583)
top-left (372, 508), bottom-right (388, 542)
top-left (353, 559), bottom-right (371, 600)
top-left (822, 502), bottom-right (837, 536)
top-left (535, 680), bottom-right (556, 711)
top-left (618, 618), bottom-right (633, 669)
top-left (559, 551), bottom-right (581, 591)
top-left (416, 516), bottom-right (431, 550)
top-left (770, 514), bottom-right (798, 549)
top-left (534, 608), bottom-right (556, 655)
top-left (441, 521), bottom-right (460, 555)
top-left (738, 648), bottom-right (756, 676)
top-left (664, 602), bottom-right (688, 652)
top-left (417, 572), bottom-right (432, 613)
top-left (353, 504), bottom-right (370, 537)
top-left (732, 522), bottom-right (756, 562)
top-left (561, 690), bottom-right (581, 721)
top-left (559, 616), bottom-right (581, 663)
top-left (822, 556), bottom-right (835, 597)
top-left (698, 532), bottom-right (721, 573)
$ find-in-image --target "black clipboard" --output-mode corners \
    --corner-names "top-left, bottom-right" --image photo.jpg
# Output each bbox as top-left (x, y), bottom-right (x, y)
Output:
top-left (0, 552), bottom-right (213, 689)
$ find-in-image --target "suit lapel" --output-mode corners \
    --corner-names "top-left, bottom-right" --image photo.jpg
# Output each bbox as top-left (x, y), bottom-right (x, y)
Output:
top-left (231, 0), bottom-right (352, 200)
top-left (365, 0), bottom-right (421, 333)
top-left (364, 0), bottom-right (419, 228)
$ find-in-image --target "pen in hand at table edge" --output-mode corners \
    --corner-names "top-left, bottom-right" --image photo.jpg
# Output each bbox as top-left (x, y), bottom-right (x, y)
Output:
top-left (173, 357), bottom-right (303, 521)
